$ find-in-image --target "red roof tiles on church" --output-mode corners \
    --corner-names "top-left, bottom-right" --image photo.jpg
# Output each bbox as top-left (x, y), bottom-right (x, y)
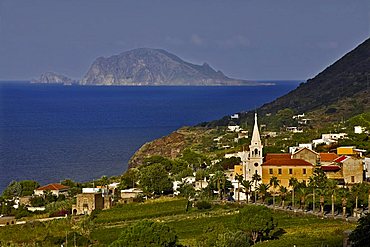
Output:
top-left (35, 183), bottom-right (69, 191)
top-left (320, 153), bottom-right (339, 162)
top-left (265, 153), bottom-right (291, 161)
top-left (262, 158), bottom-right (313, 166)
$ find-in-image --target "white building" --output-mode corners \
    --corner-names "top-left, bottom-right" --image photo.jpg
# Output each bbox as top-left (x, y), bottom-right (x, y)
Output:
top-left (364, 158), bottom-right (370, 180)
top-left (354, 126), bottom-right (366, 134)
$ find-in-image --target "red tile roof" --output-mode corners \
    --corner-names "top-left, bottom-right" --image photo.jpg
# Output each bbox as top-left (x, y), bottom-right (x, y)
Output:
top-left (320, 153), bottom-right (339, 162)
top-left (265, 153), bottom-right (291, 161)
top-left (320, 165), bottom-right (341, 171)
top-left (35, 183), bottom-right (69, 191)
top-left (293, 147), bottom-right (318, 155)
top-left (333, 156), bottom-right (348, 163)
top-left (262, 158), bottom-right (313, 166)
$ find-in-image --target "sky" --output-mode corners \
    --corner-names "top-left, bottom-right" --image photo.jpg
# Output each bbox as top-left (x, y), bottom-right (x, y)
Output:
top-left (0, 0), bottom-right (369, 81)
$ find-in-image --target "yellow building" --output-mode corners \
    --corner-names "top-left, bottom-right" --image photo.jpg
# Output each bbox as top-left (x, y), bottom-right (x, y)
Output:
top-left (337, 146), bottom-right (356, 155)
top-left (262, 158), bottom-right (314, 188)
top-left (233, 164), bottom-right (243, 178)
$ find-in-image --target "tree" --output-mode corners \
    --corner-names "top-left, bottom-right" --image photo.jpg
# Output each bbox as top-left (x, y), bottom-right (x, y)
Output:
top-left (236, 205), bottom-right (277, 245)
top-left (252, 173), bottom-right (261, 203)
top-left (279, 186), bottom-right (288, 208)
top-left (309, 168), bottom-right (328, 213)
top-left (139, 163), bottom-right (173, 195)
top-left (289, 177), bottom-right (299, 208)
top-left (197, 225), bottom-right (250, 247)
top-left (297, 184), bottom-right (309, 210)
top-left (326, 179), bottom-right (338, 218)
top-left (241, 180), bottom-right (252, 204)
top-left (338, 188), bottom-right (350, 218)
top-left (258, 184), bottom-right (270, 204)
top-left (349, 213), bottom-right (370, 247)
top-left (119, 168), bottom-right (139, 189)
top-left (178, 183), bottom-right (195, 198)
top-left (269, 177), bottom-right (280, 208)
top-left (235, 174), bottom-right (244, 202)
top-left (109, 220), bottom-right (178, 247)
top-left (351, 183), bottom-right (365, 217)
top-left (2, 181), bottom-right (22, 198)
top-left (317, 188), bottom-right (326, 216)
top-left (213, 171), bottom-right (225, 200)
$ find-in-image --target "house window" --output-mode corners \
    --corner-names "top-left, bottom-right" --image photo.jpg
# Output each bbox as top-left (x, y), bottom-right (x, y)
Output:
top-left (289, 168), bottom-right (293, 175)
top-left (278, 169), bottom-right (282, 175)
top-left (303, 169), bottom-right (306, 175)
top-left (269, 169), bottom-right (273, 174)
top-left (351, 176), bottom-right (355, 183)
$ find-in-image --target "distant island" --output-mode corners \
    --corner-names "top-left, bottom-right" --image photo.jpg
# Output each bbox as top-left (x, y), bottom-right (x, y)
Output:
top-left (35, 48), bottom-right (272, 86)
top-left (32, 72), bottom-right (76, 85)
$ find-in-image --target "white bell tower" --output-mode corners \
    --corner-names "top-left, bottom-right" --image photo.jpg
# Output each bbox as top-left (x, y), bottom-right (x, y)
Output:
top-left (244, 113), bottom-right (263, 181)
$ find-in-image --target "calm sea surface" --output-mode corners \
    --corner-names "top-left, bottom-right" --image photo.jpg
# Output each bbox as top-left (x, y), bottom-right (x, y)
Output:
top-left (0, 81), bottom-right (299, 192)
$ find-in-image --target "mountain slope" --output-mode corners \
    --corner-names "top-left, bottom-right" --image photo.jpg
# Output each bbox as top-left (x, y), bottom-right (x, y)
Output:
top-left (204, 37), bottom-right (370, 127)
top-left (81, 48), bottom-right (259, 86)
top-left (258, 38), bottom-right (370, 115)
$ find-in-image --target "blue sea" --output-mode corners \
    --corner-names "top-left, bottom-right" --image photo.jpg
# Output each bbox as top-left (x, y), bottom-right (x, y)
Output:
top-left (0, 81), bottom-right (300, 192)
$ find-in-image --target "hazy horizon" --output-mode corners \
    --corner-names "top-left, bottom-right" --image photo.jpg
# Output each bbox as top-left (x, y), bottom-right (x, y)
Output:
top-left (0, 0), bottom-right (369, 81)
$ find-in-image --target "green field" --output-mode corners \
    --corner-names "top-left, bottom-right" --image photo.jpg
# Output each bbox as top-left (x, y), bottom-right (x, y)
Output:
top-left (0, 198), bottom-right (356, 246)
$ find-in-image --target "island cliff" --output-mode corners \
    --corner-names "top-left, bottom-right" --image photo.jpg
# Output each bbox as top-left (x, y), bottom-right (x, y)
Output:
top-left (32, 72), bottom-right (75, 85)
top-left (81, 48), bottom-right (261, 86)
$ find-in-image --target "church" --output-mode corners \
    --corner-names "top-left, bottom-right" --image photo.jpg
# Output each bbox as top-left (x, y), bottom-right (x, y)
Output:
top-left (231, 113), bottom-right (264, 200)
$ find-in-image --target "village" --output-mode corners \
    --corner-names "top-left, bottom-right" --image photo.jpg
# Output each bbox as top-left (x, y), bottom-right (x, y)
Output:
top-left (1, 112), bottom-right (369, 230)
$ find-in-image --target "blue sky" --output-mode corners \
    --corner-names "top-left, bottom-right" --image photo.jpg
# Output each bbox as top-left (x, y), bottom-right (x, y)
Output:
top-left (0, 0), bottom-right (369, 80)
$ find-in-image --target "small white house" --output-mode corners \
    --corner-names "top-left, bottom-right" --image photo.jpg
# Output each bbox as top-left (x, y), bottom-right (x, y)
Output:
top-left (354, 126), bottom-right (366, 134)
top-left (34, 183), bottom-right (69, 197)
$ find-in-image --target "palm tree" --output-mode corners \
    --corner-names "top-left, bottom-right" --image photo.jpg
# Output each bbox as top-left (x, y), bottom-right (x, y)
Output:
top-left (258, 183), bottom-right (270, 204)
top-left (326, 179), bottom-right (338, 218)
top-left (269, 176), bottom-right (280, 208)
top-left (338, 188), bottom-right (350, 219)
top-left (289, 177), bottom-right (299, 209)
top-left (213, 171), bottom-right (224, 200)
top-left (351, 183), bottom-right (364, 217)
top-left (252, 173), bottom-right (261, 203)
top-left (235, 174), bottom-right (244, 203)
top-left (279, 186), bottom-right (288, 208)
top-left (241, 180), bottom-right (252, 204)
top-left (317, 188), bottom-right (326, 217)
top-left (297, 183), bottom-right (309, 211)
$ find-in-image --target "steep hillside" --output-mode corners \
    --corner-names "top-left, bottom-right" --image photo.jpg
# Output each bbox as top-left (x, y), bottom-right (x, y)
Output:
top-left (205, 38), bottom-right (370, 127)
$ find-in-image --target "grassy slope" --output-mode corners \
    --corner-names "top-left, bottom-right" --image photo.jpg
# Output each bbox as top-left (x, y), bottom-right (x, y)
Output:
top-left (0, 198), bottom-right (355, 246)
top-left (90, 198), bottom-right (354, 246)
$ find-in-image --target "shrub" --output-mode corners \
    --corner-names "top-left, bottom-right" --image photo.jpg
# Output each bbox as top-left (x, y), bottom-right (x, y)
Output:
top-left (195, 200), bottom-right (212, 210)
top-left (109, 220), bottom-right (178, 247)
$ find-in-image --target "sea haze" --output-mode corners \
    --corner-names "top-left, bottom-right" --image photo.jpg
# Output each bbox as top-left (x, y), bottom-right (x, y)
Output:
top-left (0, 81), bottom-right (300, 192)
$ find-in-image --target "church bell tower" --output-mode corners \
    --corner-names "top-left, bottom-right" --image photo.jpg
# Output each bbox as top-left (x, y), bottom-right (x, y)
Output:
top-left (245, 113), bottom-right (263, 180)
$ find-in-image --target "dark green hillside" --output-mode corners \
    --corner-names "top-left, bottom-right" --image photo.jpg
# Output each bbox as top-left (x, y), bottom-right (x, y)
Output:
top-left (204, 38), bottom-right (370, 128)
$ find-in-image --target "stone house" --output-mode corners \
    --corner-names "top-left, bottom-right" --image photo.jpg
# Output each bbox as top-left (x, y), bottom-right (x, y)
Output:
top-left (120, 188), bottom-right (143, 204)
top-left (321, 156), bottom-right (363, 185)
top-left (72, 190), bottom-right (112, 215)
top-left (0, 216), bottom-right (16, 226)
top-left (292, 147), bottom-right (319, 166)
